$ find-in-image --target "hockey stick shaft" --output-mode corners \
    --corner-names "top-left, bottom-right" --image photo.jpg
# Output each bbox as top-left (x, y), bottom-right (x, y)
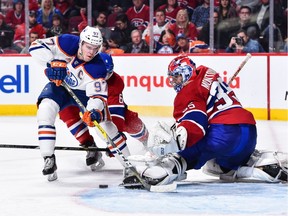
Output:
top-left (61, 82), bottom-right (162, 192)
top-left (0, 144), bottom-right (108, 151)
top-left (228, 53), bottom-right (252, 85)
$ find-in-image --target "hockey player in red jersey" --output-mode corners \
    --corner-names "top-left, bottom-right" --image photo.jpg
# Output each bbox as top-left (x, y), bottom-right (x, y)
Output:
top-left (126, 54), bottom-right (287, 186)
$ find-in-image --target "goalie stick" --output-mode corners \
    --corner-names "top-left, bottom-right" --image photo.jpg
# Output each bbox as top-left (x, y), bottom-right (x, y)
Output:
top-left (228, 53), bottom-right (252, 85)
top-left (61, 82), bottom-right (177, 192)
top-left (0, 144), bottom-right (108, 151)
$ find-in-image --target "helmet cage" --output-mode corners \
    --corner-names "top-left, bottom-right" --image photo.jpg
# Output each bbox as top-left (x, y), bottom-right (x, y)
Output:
top-left (168, 60), bottom-right (194, 92)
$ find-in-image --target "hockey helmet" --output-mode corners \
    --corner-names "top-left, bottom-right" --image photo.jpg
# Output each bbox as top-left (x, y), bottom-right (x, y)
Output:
top-left (99, 52), bottom-right (114, 80)
top-left (79, 26), bottom-right (103, 56)
top-left (167, 54), bottom-right (196, 92)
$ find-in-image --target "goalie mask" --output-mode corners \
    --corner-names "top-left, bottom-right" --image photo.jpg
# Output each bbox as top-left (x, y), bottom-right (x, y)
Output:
top-left (167, 54), bottom-right (196, 93)
top-left (99, 52), bottom-right (114, 80)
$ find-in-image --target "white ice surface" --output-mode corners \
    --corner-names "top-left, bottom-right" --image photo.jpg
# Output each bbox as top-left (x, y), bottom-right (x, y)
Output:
top-left (0, 116), bottom-right (287, 216)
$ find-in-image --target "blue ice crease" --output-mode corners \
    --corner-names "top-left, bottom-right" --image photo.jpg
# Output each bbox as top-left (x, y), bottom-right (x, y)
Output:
top-left (78, 182), bottom-right (288, 215)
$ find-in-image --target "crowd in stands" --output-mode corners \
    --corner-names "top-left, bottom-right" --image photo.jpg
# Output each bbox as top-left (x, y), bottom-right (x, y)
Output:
top-left (0, 0), bottom-right (287, 54)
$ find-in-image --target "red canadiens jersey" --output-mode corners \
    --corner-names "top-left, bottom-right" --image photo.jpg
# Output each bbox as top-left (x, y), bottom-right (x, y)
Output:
top-left (126, 5), bottom-right (150, 31)
top-left (173, 65), bottom-right (256, 146)
top-left (107, 72), bottom-right (124, 99)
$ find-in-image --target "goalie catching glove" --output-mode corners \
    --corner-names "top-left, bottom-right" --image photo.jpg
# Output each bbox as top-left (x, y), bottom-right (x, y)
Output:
top-left (148, 121), bottom-right (188, 156)
top-left (45, 59), bottom-right (67, 86)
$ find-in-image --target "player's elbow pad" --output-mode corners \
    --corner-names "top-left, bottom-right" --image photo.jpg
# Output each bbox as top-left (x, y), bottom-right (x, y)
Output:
top-left (86, 97), bottom-right (105, 112)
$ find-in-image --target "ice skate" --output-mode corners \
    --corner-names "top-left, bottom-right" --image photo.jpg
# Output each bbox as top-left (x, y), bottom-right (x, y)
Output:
top-left (85, 142), bottom-right (105, 171)
top-left (42, 154), bottom-right (58, 181)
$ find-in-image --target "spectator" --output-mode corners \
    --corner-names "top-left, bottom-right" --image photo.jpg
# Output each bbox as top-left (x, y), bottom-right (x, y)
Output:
top-left (12, 10), bottom-right (46, 53)
top-left (142, 9), bottom-right (168, 43)
top-left (125, 29), bottom-right (149, 53)
top-left (68, 0), bottom-right (86, 17)
top-left (251, 0), bottom-right (285, 51)
top-left (5, 0), bottom-right (25, 29)
top-left (154, 28), bottom-right (176, 53)
top-left (235, 0), bottom-right (261, 13)
top-left (106, 30), bottom-right (125, 54)
top-left (175, 33), bottom-right (210, 53)
top-left (92, 0), bottom-right (109, 18)
top-left (126, 0), bottom-right (150, 31)
top-left (29, 0), bottom-right (40, 11)
top-left (168, 8), bottom-right (198, 40)
top-left (11, 23), bottom-right (25, 52)
top-left (217, 0), bottom-right (238, 22)
top-left (199, 10), bottom-right (227, 50)
top-left (157, 0), bottom-right (182, 23)
top-left (218, 5), bottom-right (260, 48)
top-left (37, 0), bottom-right (63, 31)
top-left (46, 14), bottom-right (64, 37)
top-left (113, 13), bottom-right (137, 49)
top-left (191, 0), bottom-right (210, 33)
top-left (0, 13), bottom-right (14, 53)
top-left (252, 0), bottom-right (284, 33)
top-left (225, 29), bottom-right (265, 53)
top-left (94, 11), bottom-right (111, 40)
top-left (29, 10), bottom-right (46, 39)
top-left (174, 33), bottom-right (190, 53)
top-left (108, 0), bottom-right (133, 13)
top-left (107, 1), bottom-right (134, 28)
top-left (55, 0), bottom-right (73, 19)
top-left (20, 31), bottom-right (39, 54)
top-left (177, 0), bottom-right (199, 18)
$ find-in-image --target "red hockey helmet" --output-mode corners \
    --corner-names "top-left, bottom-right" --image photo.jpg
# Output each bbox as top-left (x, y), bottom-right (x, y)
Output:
top-left (167, 54), bottom-right (196, 92)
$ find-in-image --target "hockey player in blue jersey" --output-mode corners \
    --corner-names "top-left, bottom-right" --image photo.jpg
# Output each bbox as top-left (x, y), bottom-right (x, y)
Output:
top-left (29, 26), bottom-right (132, 181)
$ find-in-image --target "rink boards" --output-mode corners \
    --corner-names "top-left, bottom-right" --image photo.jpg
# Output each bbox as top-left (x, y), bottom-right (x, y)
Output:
top-left (0, 54), bottom-right (287, 120)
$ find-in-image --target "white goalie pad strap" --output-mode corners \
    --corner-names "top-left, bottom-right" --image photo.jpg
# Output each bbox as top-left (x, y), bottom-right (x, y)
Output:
top-left (235, 166), bottom-right (281, 182)
top-left (247, 150), bottom-right (288, 167)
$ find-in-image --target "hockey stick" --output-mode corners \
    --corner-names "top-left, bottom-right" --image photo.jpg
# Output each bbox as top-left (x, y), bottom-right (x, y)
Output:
top-left (61, 82), bottom-right (176, 192)
top-left (0, 144), bottom-right (108, 151)
top-left (228, 53), bottom-right (252, 85)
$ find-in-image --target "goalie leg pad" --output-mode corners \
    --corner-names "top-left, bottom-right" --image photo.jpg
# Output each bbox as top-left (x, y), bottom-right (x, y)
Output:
top-left (138, 153), bottom-right (187, 186)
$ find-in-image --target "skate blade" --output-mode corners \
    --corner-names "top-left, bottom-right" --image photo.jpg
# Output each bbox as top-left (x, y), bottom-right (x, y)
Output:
top-left (90, 159), bottom-right (105, 171)
top-left (47, 172), bottom-right (58, 182)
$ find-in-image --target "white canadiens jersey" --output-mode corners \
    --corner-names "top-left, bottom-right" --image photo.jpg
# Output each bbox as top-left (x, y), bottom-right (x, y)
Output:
top-left (29, 34), bottom-right (108, 98)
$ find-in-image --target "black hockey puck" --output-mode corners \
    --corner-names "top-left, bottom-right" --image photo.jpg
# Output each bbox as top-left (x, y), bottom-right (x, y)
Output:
top-left (99, 184), bottom-right (108, 188)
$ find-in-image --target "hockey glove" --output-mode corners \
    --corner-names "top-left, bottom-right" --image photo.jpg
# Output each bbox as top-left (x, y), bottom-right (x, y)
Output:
top-left (45, 59), bottom-right (67, 86)
top-left (82, 109), bottom-right (103, 127)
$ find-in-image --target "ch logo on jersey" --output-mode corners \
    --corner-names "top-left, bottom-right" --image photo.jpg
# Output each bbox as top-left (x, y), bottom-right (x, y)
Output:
top-left (131, 18), bottom-right (144, 27)
top-left (64, 72), bottom-right (78, 87)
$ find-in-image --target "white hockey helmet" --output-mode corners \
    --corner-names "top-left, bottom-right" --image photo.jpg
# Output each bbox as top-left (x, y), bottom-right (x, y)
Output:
top-left (79, 26), bottom-right (103, 57)
top-left (80, 26), bottom-right (103, 46)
